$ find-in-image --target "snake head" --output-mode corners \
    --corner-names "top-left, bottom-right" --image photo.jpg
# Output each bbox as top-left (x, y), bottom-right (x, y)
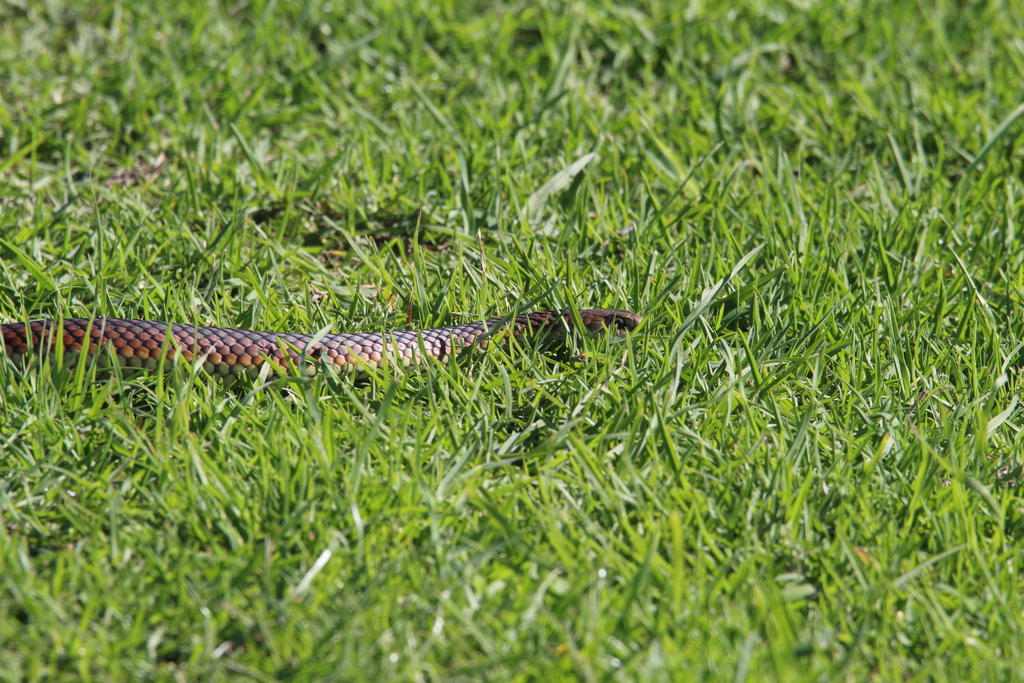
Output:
top-left (577, 309), bottom-right (643, 334)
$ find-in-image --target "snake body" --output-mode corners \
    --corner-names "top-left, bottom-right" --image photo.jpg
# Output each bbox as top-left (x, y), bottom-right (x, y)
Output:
top-left (2, 309), bottom-right (641, 379)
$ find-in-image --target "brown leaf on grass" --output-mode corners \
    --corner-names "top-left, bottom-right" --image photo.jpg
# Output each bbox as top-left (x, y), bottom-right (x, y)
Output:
top-left (105, 152), bottom-right (167, 187)
top-left (308, 283), bottom-right (329, 305)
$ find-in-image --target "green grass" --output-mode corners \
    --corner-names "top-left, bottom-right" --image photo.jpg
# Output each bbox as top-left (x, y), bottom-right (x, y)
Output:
top-left (2, 0), bottom-right (1024, 680)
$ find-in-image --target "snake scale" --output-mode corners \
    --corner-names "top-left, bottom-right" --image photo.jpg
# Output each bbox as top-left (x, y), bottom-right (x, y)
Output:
top-left (1, 309), bottom-right (641, 379)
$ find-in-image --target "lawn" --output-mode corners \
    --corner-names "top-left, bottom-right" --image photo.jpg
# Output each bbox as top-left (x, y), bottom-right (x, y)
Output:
top-left (2, 0), bottom-right (1024, 680)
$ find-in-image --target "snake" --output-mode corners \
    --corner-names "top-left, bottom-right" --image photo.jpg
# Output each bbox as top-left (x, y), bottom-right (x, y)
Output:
top-left (1, 309), bottom-right (641, 380)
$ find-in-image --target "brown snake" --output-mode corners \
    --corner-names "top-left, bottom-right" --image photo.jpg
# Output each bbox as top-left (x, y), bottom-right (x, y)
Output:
top-left (2, 309), bottom-right (642, 379)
